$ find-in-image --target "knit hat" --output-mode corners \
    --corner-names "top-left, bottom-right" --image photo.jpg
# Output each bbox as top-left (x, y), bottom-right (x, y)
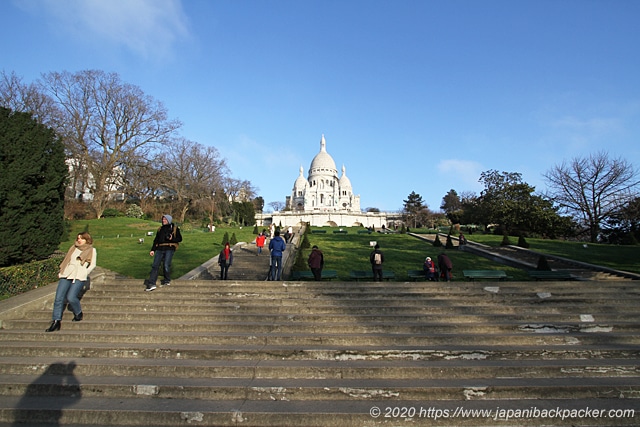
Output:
top-left (163, 214), bottom-right (173, 224)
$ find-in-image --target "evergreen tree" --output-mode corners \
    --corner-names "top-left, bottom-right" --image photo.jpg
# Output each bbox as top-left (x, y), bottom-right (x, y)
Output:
top-left (517, 234), bottom-right (530, 248)
top-left (230, 232), bottom-right (238, 245)
top-left (252, 224), bottom-right (259, 234)
top-left (293, 248), bottom-right (307, 271)
top-left (221, 231), bottom-right (229, 245)
top-left (0, 108), bottom-right (67, 266)
top-left (300, 233), bottom-right (311, 249)
top-left (445, 234), bottom-right (454, 249)
top-left (500, 232), bottom-right (512, 246)
top-left (536, 255), bottom-right (551, 271)
top-left (433, 235), bottom-right (443, 247)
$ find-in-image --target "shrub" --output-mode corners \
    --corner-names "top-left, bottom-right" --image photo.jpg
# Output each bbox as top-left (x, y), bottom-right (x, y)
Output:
top-left (230, 232), bottom-right (238, 245)
top-left (221, 232), bottom-right (230, 245)
top-left (300, 233), bottom-right (311, 249)
top-left (433, 235), bottom-right (443, 247)
top-left (517, 235), bottom-right (530, 248)
top-left (292, 248), bottom-right (308, 271)
top-left (500, 233), bottom-right (512, 246)
top-left (0, 256), bottom-right (61, 299)
top-left (536, 255), bottom-right (551, 271)
top-left (125, 204), bottom-right (144, 219)
top-left (102, 208), bottom-right (121, 218)
top-left (445, 234), bottom-right (454, 249)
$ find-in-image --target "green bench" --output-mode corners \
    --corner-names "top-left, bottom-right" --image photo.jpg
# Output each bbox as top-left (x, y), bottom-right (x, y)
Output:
top-left (357, 230), bottom-right (372, 234)
top-left (349, 270), bottom-right (395, 281)
top-left (291, 270), bottom-right (338, 280)
top-left (407, 269), bottom-right (426, 281)
top-left (528, 270), bottom-right (576, 281)
top-left (311, 230), bottom-right (327, 234)
top-left (463, 270), bottom-right (509, 281)
top-left (333, 230), bottom-right (348, 234)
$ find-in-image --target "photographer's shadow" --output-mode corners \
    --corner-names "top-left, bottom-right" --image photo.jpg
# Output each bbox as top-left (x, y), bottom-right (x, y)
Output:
top-left (12, 361), bottom-right (82, 426)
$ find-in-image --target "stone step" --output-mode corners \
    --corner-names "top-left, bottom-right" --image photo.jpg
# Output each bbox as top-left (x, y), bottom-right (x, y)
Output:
top-left (1, 373), bottom-right (639, 401)
top-left (1, 273), bottom-right (638, 426)
top-left (0, 341), bottom-right (639, 360)
top-left (0, 397), bottom-right (638, 426)
top-left (1, 356), bottom-right (638, 379)
top-left (17, 310), bottom-right (640, 323)
top-left (4, 318), bottom-right (637, 335)
top-left (2, 329), bottom-right (639, 346)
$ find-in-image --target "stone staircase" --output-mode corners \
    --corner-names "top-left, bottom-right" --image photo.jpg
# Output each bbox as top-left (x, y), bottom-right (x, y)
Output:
top-left (1, 275), bottom-right (639, 425)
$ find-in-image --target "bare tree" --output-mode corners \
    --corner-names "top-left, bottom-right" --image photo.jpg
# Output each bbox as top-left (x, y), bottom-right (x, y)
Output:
top-left (39, 70), bottom-right (181, 218)
top-left (0, 70), bottom-right (63, 130)
top-left (120, 154), bottom-right (164, 214)
top-left (224, 178), bottom-right (258, 203)
top-left (544, 151), bottom-right (640, 242)
top-left (268, 201), bottom-right (285, 212)
top-left (157, 138), bottom-right (229, 223)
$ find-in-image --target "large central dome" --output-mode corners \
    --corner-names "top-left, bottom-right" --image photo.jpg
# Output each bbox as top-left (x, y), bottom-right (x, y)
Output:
top-left (309, 135), bottom-right (337, 174)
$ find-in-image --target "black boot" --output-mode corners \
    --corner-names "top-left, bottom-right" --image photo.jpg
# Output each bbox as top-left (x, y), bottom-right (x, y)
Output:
top-left (72, 312), bottom-right (83, 322)
top-left (45, 320), bottom-right (61, 332)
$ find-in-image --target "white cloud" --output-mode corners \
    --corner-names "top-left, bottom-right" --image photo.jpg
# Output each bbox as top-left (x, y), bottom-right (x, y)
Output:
top-left (21, 0), bottom-right (190, 60)
top-left (550, 116), bottom-right (622, 136)
top-left (437, 159), bottom-right (484, 191)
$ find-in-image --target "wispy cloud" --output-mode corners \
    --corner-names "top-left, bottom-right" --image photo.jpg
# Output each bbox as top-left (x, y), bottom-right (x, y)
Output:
top-left (18, 0), bottom-right (190, 60)
top-left (550, 116), bottom-right (622, 136)
top-left (436, 159), bottom-right (484, 192)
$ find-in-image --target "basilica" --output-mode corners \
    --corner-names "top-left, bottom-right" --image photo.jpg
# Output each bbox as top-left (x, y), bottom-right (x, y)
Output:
top-left (256, 135), bottom-right (389, 228)
top-left (286, 135), bottom-right (360, 213)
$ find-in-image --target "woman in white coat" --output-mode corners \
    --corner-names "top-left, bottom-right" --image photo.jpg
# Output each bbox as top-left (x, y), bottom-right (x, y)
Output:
top-left (45, 232), bottom-right (97, 332)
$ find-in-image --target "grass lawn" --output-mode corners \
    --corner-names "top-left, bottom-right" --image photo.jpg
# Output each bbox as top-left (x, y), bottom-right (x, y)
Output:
top-left (464, 234), bottom-right (640, 274)
top-left (61, 218), bottom-right (258, 280)
top-left (299, 228), bottom-right (531, 281)
top-left (58, 220), bottom-right (640, 281)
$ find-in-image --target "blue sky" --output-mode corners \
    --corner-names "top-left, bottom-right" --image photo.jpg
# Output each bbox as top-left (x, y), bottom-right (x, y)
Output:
top-left (2, 0), bottom-right (639, 212)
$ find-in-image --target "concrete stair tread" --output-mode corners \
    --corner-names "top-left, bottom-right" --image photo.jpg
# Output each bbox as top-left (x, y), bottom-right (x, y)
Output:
top-left (2, 355), bottom-right (638, 369)
top-left (1, 254), bottom-right (639, 426)
top-left (1, 396), bottom-right (639, 426)
top-left (1, 341), bottom-right (639, 359)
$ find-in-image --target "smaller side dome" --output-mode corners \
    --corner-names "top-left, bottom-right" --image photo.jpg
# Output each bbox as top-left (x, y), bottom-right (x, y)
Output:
top-left (293, 165), bottom-right (308, 190)
top-left (339, 165), bottom-right (352, 189)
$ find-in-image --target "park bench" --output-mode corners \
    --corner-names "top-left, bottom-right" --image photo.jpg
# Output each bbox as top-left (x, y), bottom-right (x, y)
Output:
top-left (291, 270), bottom-right (338, 280)
top-left (528, 270), bottom-right (576, 281)
top-left (333, 230), bottom-right (348, 234)
top-left (311, 230), bottom-right (327, 234)
top-left (407, 269), bottom-right (426, 281)
top-left (357, 230), bottom-right (372, 234)
top-left (349, 270), bottom-right (395, 281)
top-left (462, 270), bottom-right (509, 281)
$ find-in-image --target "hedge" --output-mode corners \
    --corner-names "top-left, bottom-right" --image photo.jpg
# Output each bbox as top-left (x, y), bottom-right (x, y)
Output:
top-left (0, 256), bottom-right (61, 300)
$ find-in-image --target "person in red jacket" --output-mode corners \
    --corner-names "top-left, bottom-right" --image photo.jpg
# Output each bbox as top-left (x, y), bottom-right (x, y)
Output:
top-left (423, 256), bottom-right (438, 281)
top-left (256, 232), bottom-right (266, 255)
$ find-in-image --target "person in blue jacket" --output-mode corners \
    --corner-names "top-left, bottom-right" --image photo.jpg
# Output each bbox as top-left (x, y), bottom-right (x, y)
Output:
top-left (268, 229), bottom-right (287, 281)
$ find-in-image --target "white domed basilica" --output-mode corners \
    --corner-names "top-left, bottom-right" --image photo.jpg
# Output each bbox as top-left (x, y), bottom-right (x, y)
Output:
top-left (256, 134), bottom-right (389, 228)
top-left (287, 135), bottom-right (361, 212)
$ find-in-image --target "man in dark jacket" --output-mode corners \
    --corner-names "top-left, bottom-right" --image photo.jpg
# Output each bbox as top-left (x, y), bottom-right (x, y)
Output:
top-left (268, 230), bottom-right (286, 281)
top-left (369, 244), bottom-right (384, 282)
top-left (437, 252), bottom-right (453, 282)
top-left (307, 245), bottom-right (324, 281)
top-left (144, 214), bottom-right (182, 291)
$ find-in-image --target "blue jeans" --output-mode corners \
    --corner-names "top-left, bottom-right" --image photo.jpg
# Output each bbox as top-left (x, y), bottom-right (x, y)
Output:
top-left (270, 255), bottom-right (283, 281)
top-left (147, 248), bottom-right (175, 285)
top-left (52, 278), bottom-right (84, 320)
